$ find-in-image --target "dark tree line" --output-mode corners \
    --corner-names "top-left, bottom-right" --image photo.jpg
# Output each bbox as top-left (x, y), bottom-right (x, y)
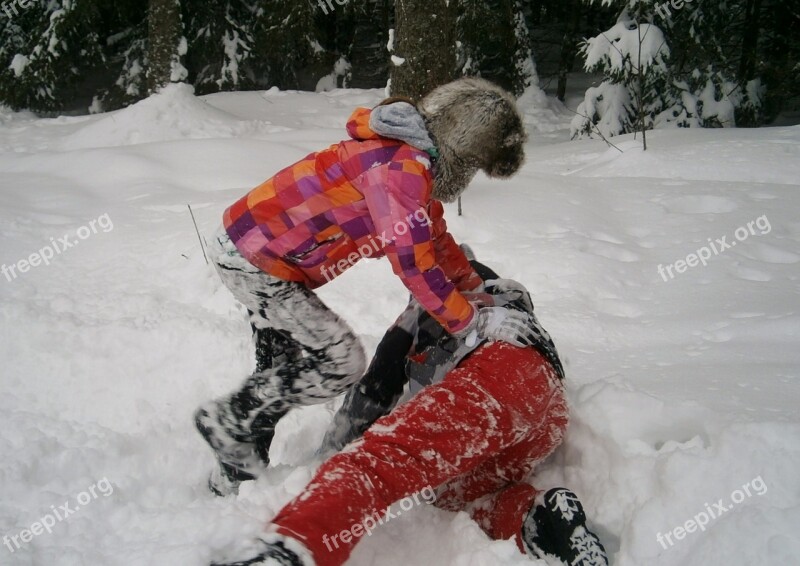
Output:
top-left (0, 0), bottom-right (796, 125)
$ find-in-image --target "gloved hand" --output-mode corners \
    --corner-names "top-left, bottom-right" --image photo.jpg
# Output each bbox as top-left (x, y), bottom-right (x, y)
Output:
top-left (457, 305), bottom-right (538, 348)
top-left (485, 278), bottom-right (534, 313)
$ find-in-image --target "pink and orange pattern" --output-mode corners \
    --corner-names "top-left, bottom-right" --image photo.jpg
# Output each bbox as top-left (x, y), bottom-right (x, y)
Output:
top-left (223, 107), bottom-right (480, 333)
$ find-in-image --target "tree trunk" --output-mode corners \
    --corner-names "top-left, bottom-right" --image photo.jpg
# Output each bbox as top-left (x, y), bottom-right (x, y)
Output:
top-left (556, 0), bottom-right (582, 102)
top-left (637, 17), bottom-right (647, 151)
top-left (147, 0), bottom-right (184, 94)
top-left (391, 0), bottom-right (456, 100)
top-left (738, 0), bottom-right (763, 83)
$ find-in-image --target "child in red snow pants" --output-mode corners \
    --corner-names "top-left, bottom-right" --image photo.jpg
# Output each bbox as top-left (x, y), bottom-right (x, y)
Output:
top-left (270, 342), bottom-right (568, 566)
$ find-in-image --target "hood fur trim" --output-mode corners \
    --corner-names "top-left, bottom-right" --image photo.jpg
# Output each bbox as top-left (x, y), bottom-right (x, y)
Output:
top-left (419, 77), bottom-right (527, 203)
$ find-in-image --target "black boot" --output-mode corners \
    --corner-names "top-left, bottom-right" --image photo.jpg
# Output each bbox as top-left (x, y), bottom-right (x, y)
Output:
top-left (211, 538), bottom-right (309, 566)
top-left (195, 402), bottom-right (272, 496)
top-left (522, 488), bottom-right (609, 566)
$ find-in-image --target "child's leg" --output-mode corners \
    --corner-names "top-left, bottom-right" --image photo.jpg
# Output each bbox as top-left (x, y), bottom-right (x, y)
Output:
top-left (198, 228), bottom-right (366, 481)
top-left (250, 323), bottom-right (302, 374)
top-left (269, 344), bottom-right (560, 566)
top-left (319, 303), bottom-right (419, 455)
top-left (432, 361), bottom-right (567, 549)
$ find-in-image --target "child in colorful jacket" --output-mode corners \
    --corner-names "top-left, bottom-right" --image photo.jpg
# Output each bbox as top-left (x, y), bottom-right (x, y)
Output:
top-left (210, 259), bottom-right (609, 566)
top-left (196, 78), bottom-right (531, 495)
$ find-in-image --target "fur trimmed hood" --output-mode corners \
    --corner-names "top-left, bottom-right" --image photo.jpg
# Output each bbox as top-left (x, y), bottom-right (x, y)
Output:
top-left (419, 77), bottom-right (527, 203)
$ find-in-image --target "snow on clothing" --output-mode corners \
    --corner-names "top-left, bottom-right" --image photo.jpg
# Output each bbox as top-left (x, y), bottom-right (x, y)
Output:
top-left (222, 104), bottom-right (481, 334)
top-left (198, 228), bottom-right (367, 475)
top-left (321, 259), bottom-right (565, 454)
top-left (271, 343), bottom-right (569, 566)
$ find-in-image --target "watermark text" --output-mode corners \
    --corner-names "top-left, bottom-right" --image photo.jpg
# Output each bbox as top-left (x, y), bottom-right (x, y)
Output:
top-left (2, 213), bottom-right (114, 284)
top-left (4, 477), bottom-right (115, 554)
top-left (658, 214), bottom-right (771, 282)
top-left (321, 208), bottom-right (431, 282)
top-left (322, 485), bottom-right (436, 552)
top-left (656, 475), bottom-right (767, 550)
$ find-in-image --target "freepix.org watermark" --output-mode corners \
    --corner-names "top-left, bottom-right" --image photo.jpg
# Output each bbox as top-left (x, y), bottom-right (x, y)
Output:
top-left (656, 475), bottom-right (767, 550)
top-left (320, 208), bottom-right (432, 283)
top-left (1, 0), bottom-right (34, 20)
top-left (3, 477), bottom-right (114, 554)
top-left (322, 485), bottom-right (436, 552)
top-left (655, 0), bottom-right (693, 20)
top-left (2, 213), bottom-right (114, 283)
top-left (316, 0), bottom-right (350, 16)
top-left (658, 214), bottom-right (771, 282)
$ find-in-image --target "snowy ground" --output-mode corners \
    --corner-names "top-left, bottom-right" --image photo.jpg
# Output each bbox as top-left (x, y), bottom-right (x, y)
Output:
top-left (1, 85), bottom-right (799, 566)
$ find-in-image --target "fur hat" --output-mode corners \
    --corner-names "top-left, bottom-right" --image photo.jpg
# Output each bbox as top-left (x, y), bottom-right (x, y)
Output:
top-left (418, 77), bottom-right (527, 203)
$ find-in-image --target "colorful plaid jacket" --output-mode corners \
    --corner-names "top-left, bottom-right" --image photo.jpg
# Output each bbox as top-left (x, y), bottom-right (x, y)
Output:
top-left (223, 106), bottom-right (481, 333)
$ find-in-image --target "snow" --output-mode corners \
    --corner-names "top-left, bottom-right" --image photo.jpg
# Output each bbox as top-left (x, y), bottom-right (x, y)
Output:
top-left (386, 29), bottom-right (395, 53)
top-left (316, 58), bottom-right (352, 93)
top-left (571, 81), bottom-right (633, 138)
top-left (583, 22), bottom-right (670, 75)
top-left (9, 54), bottom-right (29, 77)
top-left (1, 85), bottom-right (799, 566)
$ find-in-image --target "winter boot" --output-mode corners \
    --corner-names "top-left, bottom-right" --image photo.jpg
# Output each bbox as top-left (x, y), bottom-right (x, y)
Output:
top-left (211, 536), bottom-right (313, 566)
top-left (195, 401), bottom-right (274, 496)
top-left (522, 488), bottom-right (609, 566)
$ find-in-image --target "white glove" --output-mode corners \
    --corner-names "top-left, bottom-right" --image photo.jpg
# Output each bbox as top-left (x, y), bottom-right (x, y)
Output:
top-left (484, 278), bottom-right (534, 313)
top-left (460, 306), bottom-right (537, 348)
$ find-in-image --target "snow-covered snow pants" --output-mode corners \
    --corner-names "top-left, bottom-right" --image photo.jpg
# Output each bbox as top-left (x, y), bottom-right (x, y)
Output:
top-left (270, 343), bottom-right (569, 566)
top-left (207, 227), bottom-right (366, 442)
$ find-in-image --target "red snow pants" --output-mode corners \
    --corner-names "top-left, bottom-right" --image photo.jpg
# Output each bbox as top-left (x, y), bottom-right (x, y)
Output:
top-left (271, 342), bottom-right (569, 566)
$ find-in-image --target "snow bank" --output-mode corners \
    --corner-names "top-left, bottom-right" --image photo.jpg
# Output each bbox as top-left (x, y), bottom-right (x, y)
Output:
top-left (65, 84), bottom-right (290, 150)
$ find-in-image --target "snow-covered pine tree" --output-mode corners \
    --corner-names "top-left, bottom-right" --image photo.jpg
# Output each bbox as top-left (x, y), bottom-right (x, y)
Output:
top-left (0, 0), bottom-right (104, 112)
top-left (457, 0), bottom-right (536, 96)
top-left (0, 6), bottom-right (28, 109)
top-left (656, 0), bottom-right (764, 128)
top-left (572, 0), bottom-right (768, 139)
top-left (570, 1), bottom-right (669, 141)
top-left (184, 0), bottom-right (254, 94)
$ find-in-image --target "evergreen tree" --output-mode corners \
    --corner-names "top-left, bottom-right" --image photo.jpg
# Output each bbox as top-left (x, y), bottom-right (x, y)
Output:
top-left (185, 0), bottom-right (255, 94)
top-left (458, 0), bottom-right (536, 96)
top-left (758, 0), bottom-right (800, 120)
top-left (572, 0), bottom-right (767, 139)
top-left (93, 2), bottom-right (148, 111)
top-left (250, 0), bottom-right (322, 90)
top-left (571, 10), bottom-right (669, 142)
top-left (347, 0), bottom-right (392, 89)
top-left (522, 0), bottom-right (616, 101)
top-left (0, 0), bottom-right (104, 112)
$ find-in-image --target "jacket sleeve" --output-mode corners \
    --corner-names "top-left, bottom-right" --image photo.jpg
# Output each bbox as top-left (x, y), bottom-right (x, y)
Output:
top-left (361, 159), bottom-right (476, 334)
top-left (428, 200), bottom-right (483, 292)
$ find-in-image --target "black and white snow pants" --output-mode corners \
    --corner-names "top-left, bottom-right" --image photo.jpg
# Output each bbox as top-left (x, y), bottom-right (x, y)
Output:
top-left (204, 227), bottom-right (366, 456)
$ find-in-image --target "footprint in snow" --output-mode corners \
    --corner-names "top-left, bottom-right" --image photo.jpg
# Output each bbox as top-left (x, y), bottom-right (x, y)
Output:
top-left (740, 242), bottom-right (800, 264)
top-left (582, 240), bottom-right (640, 263)
top-left (594, 299), bottom-right (643, 319)
top-left (735, 266), bottom-right (773, 282)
